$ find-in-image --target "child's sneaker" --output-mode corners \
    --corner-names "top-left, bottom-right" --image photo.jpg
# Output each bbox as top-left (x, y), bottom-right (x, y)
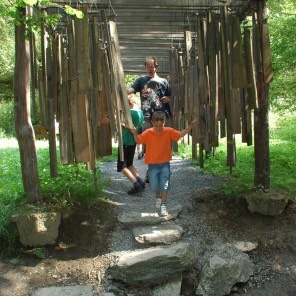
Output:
top-left (160, 203), bottom-right (168, 216)
top-left (155, 198), bottom-right (161, 209)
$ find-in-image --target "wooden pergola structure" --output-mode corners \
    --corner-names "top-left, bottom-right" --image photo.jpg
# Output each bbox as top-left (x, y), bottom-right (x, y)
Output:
top-left (14, 0), bottom-right (272, 202)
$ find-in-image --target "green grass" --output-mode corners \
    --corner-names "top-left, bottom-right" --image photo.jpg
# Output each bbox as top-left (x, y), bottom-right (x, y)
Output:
top-left (0, 139), bottom-right (116, 255)
top-left (177, 112), bottom-right (296, 200)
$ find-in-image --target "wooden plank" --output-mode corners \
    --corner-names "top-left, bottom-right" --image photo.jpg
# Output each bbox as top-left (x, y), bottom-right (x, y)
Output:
top-left (207, 12), bottom-right (219, 147)
top-left (39, 21), bottom-right (48, 127)
top-left (231, 16), bottom-right (246, 88)
top-left (67, 19), bottom-right (90, 163)
top-left (196, 17), bottom-right (207, 146)
top-left (243, 28), bottom-right (258, 109)
top-left (74, 9), bottom-right (93, 91)
top-left (71, 92), bottom-right (90, 163)
top-left (231, 88), bottom-right (242, 134)
top-left (46, 35), bottom-right (58, 178)
top-left (59, 43), bottom-right (74, 164)
top-left (101, 10), bottom-right (124, 161)
top-left (241, 88), bottom-right (252, 145)
top-left (109, 21), bottom-right (133, 129)
top-left (220, 6), bottom-right (235, 168)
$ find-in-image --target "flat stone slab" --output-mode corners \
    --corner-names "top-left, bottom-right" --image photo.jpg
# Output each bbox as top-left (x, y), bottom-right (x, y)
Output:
top-left (108, 242), bottom-right (197, 284)
top-left (133, 223), bottom-right (184, 244)
top-left (31, 285), bottom-right (92, 296)
top-left (118, 205), bottom-right (182, 227)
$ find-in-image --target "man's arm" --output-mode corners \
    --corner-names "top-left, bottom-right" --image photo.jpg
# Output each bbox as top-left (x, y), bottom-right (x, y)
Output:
top-left (180, 119), bottom-right (197, 138)
top-left (161, 96), bottom-right (170, 103)
top-left (127, 87), bottom-right (135, 95)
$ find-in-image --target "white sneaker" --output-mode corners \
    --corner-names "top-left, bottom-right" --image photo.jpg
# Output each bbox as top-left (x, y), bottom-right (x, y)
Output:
top-left (160, 204), bottom-right (168, 216)
top-left (155, 198), bottom-right (161, 208)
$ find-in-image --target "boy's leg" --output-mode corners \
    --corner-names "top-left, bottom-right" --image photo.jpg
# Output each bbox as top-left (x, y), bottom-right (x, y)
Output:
top-left (155, 190), bottom-right (161, 208)
top-left (159, 163), bottom-right (171, 216)
top-left (128, 165), bottom-right (145, 188)
top-left (122, 145), bottom-right (143, 194)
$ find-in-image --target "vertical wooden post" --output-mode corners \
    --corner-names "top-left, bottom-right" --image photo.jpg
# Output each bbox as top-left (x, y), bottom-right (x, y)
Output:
top-left (14, 7), bottom-right (42, 203)
top-left (253, 1), bottom-right (271, 190)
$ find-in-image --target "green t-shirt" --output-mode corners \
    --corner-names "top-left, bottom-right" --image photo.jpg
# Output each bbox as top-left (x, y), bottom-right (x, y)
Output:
top-left (122, 109), bottom-right (144, 145)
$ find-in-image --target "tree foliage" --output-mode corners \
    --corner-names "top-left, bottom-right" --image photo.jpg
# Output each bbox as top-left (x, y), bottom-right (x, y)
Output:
top-left (267, 0), bottom-right (296, 111)
top-left (0, 1), bottom-right (15, 80)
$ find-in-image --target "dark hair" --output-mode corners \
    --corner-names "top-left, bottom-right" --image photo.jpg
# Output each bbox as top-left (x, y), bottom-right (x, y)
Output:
top-left (144, 56), bottom-right (159, 68)
top-left (152, 111), bottom-right (166, 121)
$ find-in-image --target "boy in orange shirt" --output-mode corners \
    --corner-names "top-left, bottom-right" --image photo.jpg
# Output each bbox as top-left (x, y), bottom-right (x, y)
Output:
top-left (130, 111), bottom-right (197, 216)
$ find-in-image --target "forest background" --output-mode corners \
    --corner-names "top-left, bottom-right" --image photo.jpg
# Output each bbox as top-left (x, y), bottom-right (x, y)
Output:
top-left (0, 0), bottom-right (295, 253)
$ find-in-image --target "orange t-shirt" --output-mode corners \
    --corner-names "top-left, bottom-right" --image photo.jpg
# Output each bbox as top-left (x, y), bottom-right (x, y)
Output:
top-left (138, 127), bottom-right (181, 164)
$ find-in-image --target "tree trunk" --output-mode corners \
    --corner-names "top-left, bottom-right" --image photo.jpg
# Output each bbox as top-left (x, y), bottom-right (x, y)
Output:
top-left (14, 7), bottom-right (42, 204)
top-left (254, 81), bottom-right (270, 189)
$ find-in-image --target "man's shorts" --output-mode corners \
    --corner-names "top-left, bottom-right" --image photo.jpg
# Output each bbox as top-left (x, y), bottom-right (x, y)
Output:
top-left (117, 145), bottom-right (136, 172)
top-left (147, 162), bottom-right (171, 192)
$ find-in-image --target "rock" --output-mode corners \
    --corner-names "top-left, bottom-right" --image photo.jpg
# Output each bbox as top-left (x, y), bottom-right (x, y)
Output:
top-left (133, 223), bottom-right (184, 244)
top-left (196, 252), bottom-right (254, 296)
top-left (151, 273), bottom-right (182, 296)
top-left (246, 192), bottom-right (288, 216)
top-left (12, 211), bottom-right (61, 247)
top-left (108, 242), bottom-right (197, 285)
top-left (233, 241), bottom-right (258, 252)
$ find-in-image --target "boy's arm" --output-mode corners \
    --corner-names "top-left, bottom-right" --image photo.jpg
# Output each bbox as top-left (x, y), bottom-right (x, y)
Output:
top-left (180, 119), bottom-right (198, 138)
top-left (129, 127), bottom-right (140, 144)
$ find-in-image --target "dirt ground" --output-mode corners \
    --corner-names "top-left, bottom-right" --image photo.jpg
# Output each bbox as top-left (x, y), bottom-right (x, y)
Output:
top-left (0, 191), bottom-right (295, 296)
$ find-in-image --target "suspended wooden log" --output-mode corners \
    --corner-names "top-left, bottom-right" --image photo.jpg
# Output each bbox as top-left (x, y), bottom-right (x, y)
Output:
top-left (59, 38), bottom-right (74, 165)
top-left (243, 28), bottom-right (258, 109)
top-left (101, 10), bottom-right (124, 161)
top-left (47, 34), bottom-right (58, 177)
top-left (96, 47), bottom-right (113, 157)
top-left (75, 11), bottom-right (93, 91)
top-left (241, 88), bottom-right (253, 145)
top-left (184, 30), bottom-right (192, 116)
top-left (231, 87), bottom-right (242, 134)
top-left (207, 12), bottom-right (219, 148)
top-left (231, 16), bottom-right (247, 89)
top-left (220, 6), bottom-right (235, 169)
top-left (227, 17), bottom-right (241, 135)
top-left (89, 18), bottom-right (112, 158)
top-left (169, 49), bottom-right (179, 130)
top-left (68, 19), bottom-right (90, 163)
top-left (177, 50), bottom-right (185, 124)
top-left (109, 21), bottom-right (133, 130)
top-left (39, 20), bottom-right (48, 128)
top-left (190, 60), bottom-right (200, 144)
top-left (196, 16), bottom-right (211, 163)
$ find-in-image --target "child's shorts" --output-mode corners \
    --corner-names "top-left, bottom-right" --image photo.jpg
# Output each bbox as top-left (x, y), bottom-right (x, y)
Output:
top-left (148, 162), bottom-right (171, 192)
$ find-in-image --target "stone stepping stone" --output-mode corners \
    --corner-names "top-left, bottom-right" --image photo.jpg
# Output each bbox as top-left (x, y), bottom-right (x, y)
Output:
top-left (31, 285), bottom-right (92, 296)
top-left (118, 205), bottom-right (182, 228)
top-left (133, 223), bottom-right (184, 244)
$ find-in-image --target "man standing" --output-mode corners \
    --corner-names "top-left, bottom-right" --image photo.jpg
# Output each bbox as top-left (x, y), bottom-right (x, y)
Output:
top-left (127, 56), bottom-right (172, 131)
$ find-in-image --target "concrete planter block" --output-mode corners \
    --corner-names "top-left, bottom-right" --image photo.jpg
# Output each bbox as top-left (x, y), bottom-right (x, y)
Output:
top-left (12, 211), bottom-right (61, 247)
top-left (246, 192), bottom-right (288, 216)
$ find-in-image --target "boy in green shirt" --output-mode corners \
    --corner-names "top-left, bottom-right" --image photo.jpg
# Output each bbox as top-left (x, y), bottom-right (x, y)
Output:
top-left (117, 95), bottom-right (145, 194)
